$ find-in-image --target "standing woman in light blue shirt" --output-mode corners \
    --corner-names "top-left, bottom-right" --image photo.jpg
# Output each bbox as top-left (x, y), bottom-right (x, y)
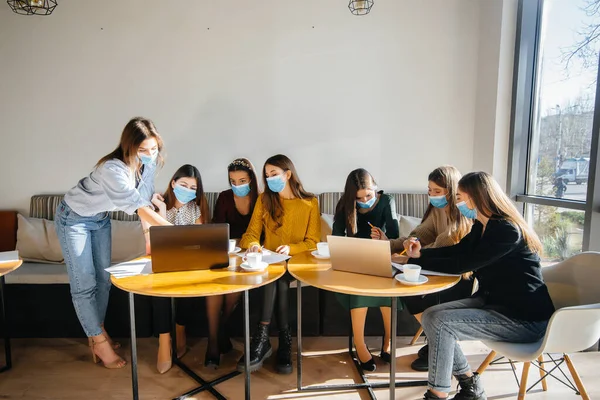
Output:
top-left (55, 117), bottom-right (172, 369)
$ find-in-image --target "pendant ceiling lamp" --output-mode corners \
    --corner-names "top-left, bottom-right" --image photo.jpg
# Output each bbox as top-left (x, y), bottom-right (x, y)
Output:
top-left (348, 0), bottom-right (374, 16)
top-left (7, 0), bottom-right (57, 15)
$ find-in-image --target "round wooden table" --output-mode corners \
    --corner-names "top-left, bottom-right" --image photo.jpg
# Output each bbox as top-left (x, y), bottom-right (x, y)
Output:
top-left (0, 259), bottom-right (23, 373)
top-left (111, 256), bottom-right (286, 400)
top-left (287, 251), bottom-right (460, 400)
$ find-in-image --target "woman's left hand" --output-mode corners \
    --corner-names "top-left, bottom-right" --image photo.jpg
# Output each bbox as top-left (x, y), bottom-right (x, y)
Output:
top-left (275, 245), bottom-right (290, 255)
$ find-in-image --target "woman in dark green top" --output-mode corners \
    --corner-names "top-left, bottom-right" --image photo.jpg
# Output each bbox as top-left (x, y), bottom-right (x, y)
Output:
top-left (332, 168), bottom-right (400, 372)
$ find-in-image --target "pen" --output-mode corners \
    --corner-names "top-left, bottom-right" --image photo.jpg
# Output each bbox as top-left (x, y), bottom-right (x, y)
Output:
top-left (368, 222), bottom-right (375, 229)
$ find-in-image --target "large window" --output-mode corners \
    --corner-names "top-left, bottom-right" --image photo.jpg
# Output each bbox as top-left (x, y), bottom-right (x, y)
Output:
top-left (510, 0), bottom-right (600, 263)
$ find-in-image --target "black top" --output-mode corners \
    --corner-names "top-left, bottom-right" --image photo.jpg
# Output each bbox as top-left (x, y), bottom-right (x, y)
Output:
top-left (409, 219), bottom-right (555, 322)
top-left (332, 191), bottom-right (400, 239)
top-left (212, 189), bottom-right (253, 239)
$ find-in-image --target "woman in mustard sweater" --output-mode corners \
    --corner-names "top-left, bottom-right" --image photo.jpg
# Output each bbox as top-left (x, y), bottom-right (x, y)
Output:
top-left (238, 154), bottom-right (321, 374)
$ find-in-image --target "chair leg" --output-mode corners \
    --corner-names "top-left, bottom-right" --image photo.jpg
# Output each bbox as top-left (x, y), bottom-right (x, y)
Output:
top-left (476, 350), bottom-right (497, 375)
top-left (410, 326), bottom-right (423, 345)
top-left (537, 355), bottom-right (547, 391)
top-left (518, 362), bottom-right (531, 400)
top-left (564, 354), bottom-right (590, 400)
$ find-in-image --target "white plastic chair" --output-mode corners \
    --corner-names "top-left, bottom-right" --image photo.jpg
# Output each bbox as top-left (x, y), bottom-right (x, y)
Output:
top-left (476, 251), bottom-right (600, 400)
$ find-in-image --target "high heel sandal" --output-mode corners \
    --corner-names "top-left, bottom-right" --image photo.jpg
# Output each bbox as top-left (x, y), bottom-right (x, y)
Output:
top-left (100, 325), bottom-right (121, 350)
top-left (90, 337), bottom-right (127, 369)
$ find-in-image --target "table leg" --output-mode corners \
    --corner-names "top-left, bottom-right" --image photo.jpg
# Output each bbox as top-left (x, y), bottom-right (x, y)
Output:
top-left (0, 276), bottom-right (11, 373)
top-left (390, 297), bottom-right (397, 400)
top-left (171, 297), bottom-right (177, 360)
top-left (129, 292), bottom-right (139, 400)
top-left (171, 294), bottom-right (240, 400)
top-left (296, 281), bottom-right (302, 390)
top-left (244, 290), bottom-right (251, 400)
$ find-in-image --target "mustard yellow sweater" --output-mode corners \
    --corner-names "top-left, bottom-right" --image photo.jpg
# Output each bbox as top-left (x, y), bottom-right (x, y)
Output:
top-left (240, 194), bottom-right (321, 255)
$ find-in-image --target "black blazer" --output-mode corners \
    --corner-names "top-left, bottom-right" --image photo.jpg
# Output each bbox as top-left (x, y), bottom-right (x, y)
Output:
top-left (409, 218), bottom-right (555, 322)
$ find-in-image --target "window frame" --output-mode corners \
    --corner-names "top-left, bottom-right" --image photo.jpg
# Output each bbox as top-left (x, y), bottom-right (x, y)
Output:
top-left (509, 0), bottom-right (600, 251)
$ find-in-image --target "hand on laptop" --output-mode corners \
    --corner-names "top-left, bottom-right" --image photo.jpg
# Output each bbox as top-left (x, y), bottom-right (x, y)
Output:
top-left (145, 240), bottom-right (152, 255)
top-left (275, 245), bottom-right (290, 255)
top-left (391, 254), bottom-right (409, 264)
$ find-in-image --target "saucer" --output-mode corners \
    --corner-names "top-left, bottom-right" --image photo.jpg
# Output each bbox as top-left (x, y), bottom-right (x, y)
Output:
top-left (395, 274), bottom-right (428, 286)
top-left (229, 247), bottom-right (241, 254)
top-left (240, 261), bottom-right (269, 271)
top-left (311, 250), bottom-right (330, 259)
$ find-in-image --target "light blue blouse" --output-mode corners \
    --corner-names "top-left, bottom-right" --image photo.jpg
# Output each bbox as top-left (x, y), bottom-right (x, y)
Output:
top-left (63, 159), bottom-right (156, 216)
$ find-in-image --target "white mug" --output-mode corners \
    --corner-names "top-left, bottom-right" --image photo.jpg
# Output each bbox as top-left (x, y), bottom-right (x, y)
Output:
top-left (228, 239), bottom-right (237, 253)
top-left (316, 242), bottom-right (330, 257)
top-left (403, 264), bottom-right (422, 282)
top-left (245, 252), bottom-right (262, 268)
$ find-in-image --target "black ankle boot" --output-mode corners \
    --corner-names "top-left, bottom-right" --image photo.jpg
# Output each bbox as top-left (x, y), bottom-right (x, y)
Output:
top-left (236, 324), bottom-right (272, 373)
top-left (275, 328), bottom-right (293, 374)
top-left (411, 344), bottom-right (429, 371)
top-left (423, 390), bottom-right (445, 399)
top-left (451, 373), bottom-right (487, 400)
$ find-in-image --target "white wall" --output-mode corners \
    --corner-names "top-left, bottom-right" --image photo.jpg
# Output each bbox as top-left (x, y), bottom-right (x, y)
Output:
top-left (0, 0), bottom-right (489, 214)
top-left (472, 0), bottom-right (518, 190)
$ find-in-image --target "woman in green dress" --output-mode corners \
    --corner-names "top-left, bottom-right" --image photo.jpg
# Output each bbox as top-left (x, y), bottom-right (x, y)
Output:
top-left (332, 168), bottom-right (400, 371)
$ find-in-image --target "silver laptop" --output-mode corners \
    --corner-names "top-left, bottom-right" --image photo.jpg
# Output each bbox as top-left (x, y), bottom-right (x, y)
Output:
top-left (327, 235), bottom-right (394, 278)
top-left (150, 224), bottom-right (230, 273)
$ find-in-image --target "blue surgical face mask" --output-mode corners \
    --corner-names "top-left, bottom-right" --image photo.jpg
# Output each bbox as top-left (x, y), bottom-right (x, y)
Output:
top-left (267, 174), bottom-right (287, 193)
top-left (457, 200), bottom-right (477, 219)
top-left (429, 195), bottom-right (448, 208)
top-left (232, 183), bottom-right (251, 197)
top-left (173, 185), bottom-right (197, 204)
top-left (139, 150), bottom-right (158, 166)
top-left (356, 195), bottom-right (377, 209)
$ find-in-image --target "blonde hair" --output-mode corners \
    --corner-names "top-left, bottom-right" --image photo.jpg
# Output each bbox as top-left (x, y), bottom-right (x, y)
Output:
top-left (423, 165), bottom-right (472, 243)
top-left (96, 117), bottom-right (164, 176)
top-left (459, 172), bottom-right (542, 254)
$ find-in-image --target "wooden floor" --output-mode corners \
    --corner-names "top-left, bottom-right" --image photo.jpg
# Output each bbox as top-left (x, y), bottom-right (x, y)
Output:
top-left (0, 336), bottom-right (598, 399)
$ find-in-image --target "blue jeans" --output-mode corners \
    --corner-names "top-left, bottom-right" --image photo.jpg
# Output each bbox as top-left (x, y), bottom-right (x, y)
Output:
top-left (55, 201), bottom-right (112, 337)
top-left (421, 296), bottom-right (548, 392)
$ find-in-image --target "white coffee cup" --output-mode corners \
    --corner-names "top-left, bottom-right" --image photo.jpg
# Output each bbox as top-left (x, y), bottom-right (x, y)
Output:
top-left (228, 239), bottom-right (237, 253)
top-left (403, 264), bottom-right (422, 282)
top-left (245, 252), bottom-right (262, 268)
top-left (316, 242), bottom-right (330, 257)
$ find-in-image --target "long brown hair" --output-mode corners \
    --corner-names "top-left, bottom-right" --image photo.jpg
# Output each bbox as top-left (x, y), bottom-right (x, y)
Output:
top-left (162, 164), bottom-right (210, 224)
top-left (458, 171), bottom-right (543, 254)
top-left (228, 157), bottom-right (261, 209)
top-left (262, 154), bottom-right (315, 229)
top-left (335, 168), bottom-right (377, 236)
top-left (423, 166), bottom-right (471, 243)
top-left (96, 117), bottom-right (165, 174)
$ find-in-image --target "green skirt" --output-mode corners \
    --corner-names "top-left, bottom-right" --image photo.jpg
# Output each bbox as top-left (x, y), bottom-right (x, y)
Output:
top-left (335, 293), bottom-right (404, 310)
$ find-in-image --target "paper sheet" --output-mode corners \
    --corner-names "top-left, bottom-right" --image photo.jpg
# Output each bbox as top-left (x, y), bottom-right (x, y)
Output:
top-left (0, 250), bottom-right (19, 264)
top-left (105, 259), bottom-right (152, 279)
top-left (235, 249), bottom-right (291, 264)
top-left (392, 262), bottom-right (459, 277)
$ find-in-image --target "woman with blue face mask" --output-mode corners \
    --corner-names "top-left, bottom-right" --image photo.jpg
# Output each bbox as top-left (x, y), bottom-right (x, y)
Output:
top-left (373, 165), bottom-right (473, 372)
top-left (55, 117), bottom-right (172, 370)
top-left (149, 164), bottom-right (210, 374)
top-left (403, 172), bottom-right (554, 400)
top-left (238, 154), bottom-right (321, 375)
top-left (332, 168), bottom-right (400, 371)
top-left (205, 158), bottom-right (261, 368)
